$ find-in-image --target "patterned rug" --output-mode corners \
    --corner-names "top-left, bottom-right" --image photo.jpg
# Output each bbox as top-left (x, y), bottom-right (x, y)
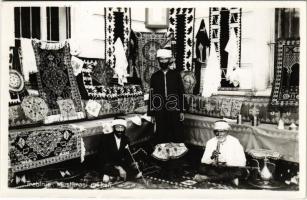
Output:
top-left (9, 125), bottom-right (82, 173)
top-left (105, 7), bottom-right (131, 69)
top-left (9, 47), bottom-right (28, 105)
top-left (209, 8), bottom-right (241, 88)
top-left (84, 96), bottom-right (145, 119)
top-left (8, 46), bottom-right (33, 125)
top-left (10, 169), bottom-right (237, 190)
top-left (184, 94), bottom-right (299, 124)
top-left (80, 58), bottom-right (114, 87)
top-left (32, 40), bottom-right (83, 117)
top-left (78, 59), bottom-right (143, 100)
top-left (9, 163), bottom-right (235, 190)
top-left (8, 148), bottom-right (298, 190)
top-left (168, 8), bottom-right (195, 71)
top-left (144, 170), bottom-right (236, 189)
top-left (135, 32), bottom-right (167, 92)
top-left (270, 39), bottom-right (299, 109)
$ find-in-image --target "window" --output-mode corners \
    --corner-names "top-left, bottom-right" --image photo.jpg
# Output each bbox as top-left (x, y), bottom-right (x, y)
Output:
top-left (275, 8), bottom-right (299, 40)
top-left (14, 6), bottom-right (71, 46)
top-left (14, 7), bottom-right (41, 46)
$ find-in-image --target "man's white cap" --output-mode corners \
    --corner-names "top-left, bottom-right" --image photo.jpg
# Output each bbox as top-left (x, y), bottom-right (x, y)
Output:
top-left (156, 49), bottom-right (172, 58)
top-left (111, 118), bottom-right (127, 128)
top-left (214, 120), bottom-right (230, 131)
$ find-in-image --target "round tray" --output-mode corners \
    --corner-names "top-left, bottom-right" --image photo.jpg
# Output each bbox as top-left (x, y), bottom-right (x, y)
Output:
top-left (248, 179), bottom-right (285, 189)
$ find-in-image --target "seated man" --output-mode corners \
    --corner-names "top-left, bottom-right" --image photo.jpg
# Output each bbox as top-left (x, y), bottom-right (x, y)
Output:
top-left (194, 120), bottom-right (247, 186)
top-left (98, 117), bottom-right (141, 181)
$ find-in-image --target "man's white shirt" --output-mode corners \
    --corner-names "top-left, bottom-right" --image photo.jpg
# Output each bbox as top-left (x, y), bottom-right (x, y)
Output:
top-left (201, 135), bottom-right (246, 167)
top-left (114, 135), bottom-right (121, 150)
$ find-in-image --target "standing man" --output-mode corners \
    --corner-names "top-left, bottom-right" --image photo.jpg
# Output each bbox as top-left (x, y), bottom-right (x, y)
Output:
top-left (194, 120), bottom-right (247, 186)
top-left (148, 48), bottom-right (187, 178)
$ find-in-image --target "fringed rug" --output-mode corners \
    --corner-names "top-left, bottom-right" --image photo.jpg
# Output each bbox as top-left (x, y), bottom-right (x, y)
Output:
top-left (270, 39), bottom-right (299, 110)
top-left (135, 32), bottom-right (167, 92)
top-left (105, 7), bottom-right (131, 69)
top-left (79, 59), bottom-right (143, 100)
top-left (32, 40), bottom-right (83, 117)
top-left (168, 8), bottom-right (195, 71)
top-left (9, 125), bottom-right (82, 173)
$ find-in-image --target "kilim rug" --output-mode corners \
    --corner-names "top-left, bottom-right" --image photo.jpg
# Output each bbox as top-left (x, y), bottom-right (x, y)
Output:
top-left (9, 46), bottom-right (42, 127)
top-left (9, 125), bottom-right (82, 173)
top-left (9, 165), bottom-right (234, 190)
top-left (9, 47), bottom-right (28, 106)
top-left (79, 57), bottom-right (114, 87)
top-left (84, 96), bottom-right (145, 119)
top-left (135, 32), bottom-right (167, 92)
top-left (105, 7), bottom-right (131, 69)
top-left (184, 94), bottom-right (299, 125)
top-left (168, 8), bottom-right (195, 71)
top-left (270, 39), bottom-right (299, 109)
top-left (78, 58), bottom-right (145, 119)
top-left (11, 170), bottom-right (124, 189)
top-left (143, 170), bottom-right (236, 189)
top-left (10, 168), bottom-right (298, 190)
top-left (8, 150), bottom-right (299, 190)
top-left (32, 40), bottom-right (83, 117)
top-left (209, 8), bottom-right (241, 88)
top-left (78, 59), bottom-right (143, 100)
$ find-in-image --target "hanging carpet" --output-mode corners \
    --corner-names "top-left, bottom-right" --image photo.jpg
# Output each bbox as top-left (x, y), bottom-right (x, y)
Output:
top-left (32, 40), bottom-right (83, 117)
top-left (135, 32), bottom-right (167, 92)
top-left (105, 7), bottom-right (131, 69)
top-left (78, 59), bottom-right (143, 100)
top-left (270, 39), bottom-right (300, 109)
top-left (168, 8), bottom-right (195, 71)
top-left (9, 47), bottom-right (28, 105)
top-left (209, 8), bottom-right (241, 88)
top-left (194, 19), bottom-right (210, 95)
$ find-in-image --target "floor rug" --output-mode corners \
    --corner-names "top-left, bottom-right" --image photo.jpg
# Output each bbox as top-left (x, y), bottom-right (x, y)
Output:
top-left (9, 125), bottom-right (82, 173)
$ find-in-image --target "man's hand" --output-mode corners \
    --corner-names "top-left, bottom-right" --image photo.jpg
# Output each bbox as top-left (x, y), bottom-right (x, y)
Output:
top-left (131, 162), bottom-right (139, 169)
top-left (115, 166), bottom-right (127, 181)
top-left (151, 116), bottom-right (155, 123)
top-left (180, 113), bottom-right (184, 121)
top-left (210, 150), bottom-right (220, 160)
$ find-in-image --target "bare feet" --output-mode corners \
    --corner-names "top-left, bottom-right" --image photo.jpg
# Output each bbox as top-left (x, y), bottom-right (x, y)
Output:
top-left (232, 178), bottom-right (239, 186)
top-left (193, 174), bottom-right (210, 182)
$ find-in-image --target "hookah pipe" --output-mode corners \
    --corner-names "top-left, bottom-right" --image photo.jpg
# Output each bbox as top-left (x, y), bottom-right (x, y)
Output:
top-left (125, 145), bottom-right (149, 186)
top-left (215, 141), bottom-right (221, 165)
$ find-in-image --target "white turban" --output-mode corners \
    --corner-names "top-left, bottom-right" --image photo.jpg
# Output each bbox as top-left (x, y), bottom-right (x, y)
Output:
top-left (111, 118), bottom-right (127, 128)
top-left (156, 49), bottom-right (172, 58)
top-left (214, 120), bottom-right (230, 131)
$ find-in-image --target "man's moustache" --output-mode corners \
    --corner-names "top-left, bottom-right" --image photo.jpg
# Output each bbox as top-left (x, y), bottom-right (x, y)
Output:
top-left (114, 132), bottom-right (124, 138)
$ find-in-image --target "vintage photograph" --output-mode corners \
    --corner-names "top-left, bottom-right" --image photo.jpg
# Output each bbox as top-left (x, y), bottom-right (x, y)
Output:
top-left (0, 1), bottom-right (305, 198)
